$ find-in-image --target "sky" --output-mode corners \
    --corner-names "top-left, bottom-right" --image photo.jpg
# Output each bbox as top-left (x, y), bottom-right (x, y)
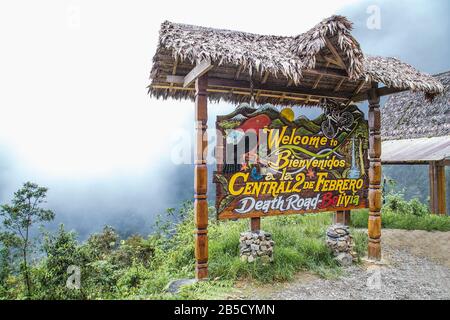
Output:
top-left (0, 0), bottom-right (448, 237)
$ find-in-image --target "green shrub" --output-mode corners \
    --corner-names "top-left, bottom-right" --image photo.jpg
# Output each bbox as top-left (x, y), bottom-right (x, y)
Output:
top-left (352, 208), bottom-right (450, 232)
top-left (2, 201), bottom-right (370, 300)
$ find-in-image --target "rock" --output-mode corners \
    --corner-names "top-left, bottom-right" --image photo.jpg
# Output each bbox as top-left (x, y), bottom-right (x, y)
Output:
top-left (239, 230), bottom-right (275, 263)
top-left (165, 278), bottom-right (197, 293)
top-left (335, 253), bottom-right (353, 266)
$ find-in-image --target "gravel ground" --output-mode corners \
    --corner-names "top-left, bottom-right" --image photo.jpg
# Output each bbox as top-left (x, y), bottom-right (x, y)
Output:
top-left (268, 247), bottom-right (450, 300)
top-left (236, 230), bottom-right (450, 300)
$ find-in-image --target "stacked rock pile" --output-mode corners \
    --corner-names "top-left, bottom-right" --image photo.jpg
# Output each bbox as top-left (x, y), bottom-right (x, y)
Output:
top-left (326, 224), bottom-right (357, 266)
top-left (239, 231), bottom-right (274, 264)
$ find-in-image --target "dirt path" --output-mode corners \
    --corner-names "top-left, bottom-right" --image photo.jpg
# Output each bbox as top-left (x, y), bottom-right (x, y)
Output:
top-left (232, 229), bottom-right (450, 300)
top-left (382, 229), bottom-right (450, 268)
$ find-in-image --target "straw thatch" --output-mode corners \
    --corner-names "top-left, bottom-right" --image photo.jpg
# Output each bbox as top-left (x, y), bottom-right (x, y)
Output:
top-left (149, 15), bottom-right (443, 106)
top-left (381, 71), bottom-right (450, 140)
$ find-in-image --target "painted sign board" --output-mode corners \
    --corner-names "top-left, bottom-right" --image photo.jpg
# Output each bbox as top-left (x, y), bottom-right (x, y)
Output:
top-left (214, 103), bottom-right (369, 220)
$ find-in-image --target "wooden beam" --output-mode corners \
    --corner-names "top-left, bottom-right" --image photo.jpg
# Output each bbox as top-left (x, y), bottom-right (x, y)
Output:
top-left (261, 71), bottom-right (270, 84)
top-left (429, 162), bottom-right (438, 214)
top-left (334, 78), bottom-right (345, 92)
top-left (166, 75), bottom-right (184, 83)
top-left (250, 217), bottom-right (261, 233)
top-left (194, 75), bottom-right (209, 280)
top-left (367, 84), bottom-right (382, 261)
top-left (207, 77), bottom-right (353, 100)
top-left (323, 55), bottom-right (343, 67)
top-left (353, 86), bottom-right (409, 102)
top-left (334, 210), bottom-right (351, 226)
top-left (353, 80), bottom-right (367, 96)
top-left (152, 84), bottom-right (322, 103)
top-left (304, 66), bottom-right (348, 78)
top-left (169, 58), bottom-right (178, 91)
top-left (255, 72), bottom-right (271, 101)
top-left (163, 76), bottom-right (353, 100)
top-left (312, 62), bottom-right (329, 90)
top-left (184, 60), bottom-right (213, 88)
top-left (430, 162), bottom-right (447, 215)
top-left (324, 37), bottom-right (346, 69)
top-left (437, 163), bottom-right (447, 215)
top-left (234, 65), bottom-right (243, 80)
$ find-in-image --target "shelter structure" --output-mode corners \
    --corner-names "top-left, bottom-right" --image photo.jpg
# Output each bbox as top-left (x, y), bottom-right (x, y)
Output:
top-left (381, 71), bottom-right (450, 215)
top-left (148, 15), bottom-right (444, 279)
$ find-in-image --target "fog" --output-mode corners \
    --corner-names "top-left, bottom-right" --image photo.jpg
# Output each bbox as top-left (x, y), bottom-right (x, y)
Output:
top-left (0, 0), bottom-right (448, 238)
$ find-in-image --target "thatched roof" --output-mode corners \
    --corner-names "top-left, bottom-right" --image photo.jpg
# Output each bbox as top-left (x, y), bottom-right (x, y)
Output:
top-left (148, 15), bottom-right (443, 106)
top-left (381, 71), bottom-right (450, 141)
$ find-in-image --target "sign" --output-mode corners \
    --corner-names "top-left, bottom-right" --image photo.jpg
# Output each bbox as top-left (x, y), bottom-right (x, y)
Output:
top-left (214, 103), bottom-right (369, 220)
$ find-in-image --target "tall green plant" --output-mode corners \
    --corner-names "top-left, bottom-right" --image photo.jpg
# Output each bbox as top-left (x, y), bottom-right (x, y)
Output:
top-left (0, 182), bottom-right (54, 298)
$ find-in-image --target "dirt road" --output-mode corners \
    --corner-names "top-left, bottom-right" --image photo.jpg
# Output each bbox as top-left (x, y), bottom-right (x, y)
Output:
top-left (234, 229), bottom-right (450, 300)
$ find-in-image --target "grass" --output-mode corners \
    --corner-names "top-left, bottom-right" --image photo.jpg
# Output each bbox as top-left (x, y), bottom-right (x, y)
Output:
top-left (141, 206), bottom-right (368, 299)
top-left (352, 209), bottom-right (450, 231)
top-left (351, 193), bottom-right (450, 232)
top-left (0, 201), bottom-right (368, 300)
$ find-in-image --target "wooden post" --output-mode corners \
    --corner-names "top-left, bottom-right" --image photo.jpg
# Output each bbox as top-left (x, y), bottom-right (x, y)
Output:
top-left (437, 163), bottom-right (447, 215)
top-left (334, 210), bottom-right (351, 225)
top-left (194, 75), bottom-right (208, 280)
top-left (430, 161), bottom-right (447, 215)
top-left (429, 162), bottom-right (438, 214)
top-left (250, 217), bottom-right (261, 233)
top-left (368, 86), bottom-right (382, 260)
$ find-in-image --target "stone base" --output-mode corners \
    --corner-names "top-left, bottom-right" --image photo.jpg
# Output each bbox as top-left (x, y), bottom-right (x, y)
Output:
top-left (239, 231), bottom-right (274, 264)
top-left (326, 224), bottom-right (357, 265)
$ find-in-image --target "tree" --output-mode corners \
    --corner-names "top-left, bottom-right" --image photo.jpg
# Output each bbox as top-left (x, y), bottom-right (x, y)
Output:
top-left (0, 182), bottom-right (54, 298)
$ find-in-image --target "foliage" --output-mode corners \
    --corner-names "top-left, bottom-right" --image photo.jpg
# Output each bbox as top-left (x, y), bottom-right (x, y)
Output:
top-left (0, 182), bottom-right (55, 298)
top-left (0, 189), bottom-right (370, 300)
top-left (351, 193), bottom-right (450, 231)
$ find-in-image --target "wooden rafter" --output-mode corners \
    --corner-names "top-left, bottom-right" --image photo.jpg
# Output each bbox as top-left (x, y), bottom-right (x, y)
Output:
top-left (352, 80), bottom-right (367, 97)
top-left (322, 55), bottom-right (343, 68)
top-left (334, 78), bottom-right (345, 92)
top-left (163, 76), bottom-right (354, 99)
top-left (304, 66), bottom-right (347, 78)
top-left (312, 62), bottom-right (330, 90)
top-left (324, 37), bottom-right (346, 70)
top-left (261, 71), bottom-right (270, 84)
top-left (154, 85), bottom-right (349, 103)
top-left (255, 71), bottom-right (270, 101)
top-left (183, 60), bottom-right (213, 88)
top-left (169, 57), bottom-right (178, 91)
top-left (353, 86), bottom-right (409, 102)
top-left (234, 65), bottom-right (243, 80)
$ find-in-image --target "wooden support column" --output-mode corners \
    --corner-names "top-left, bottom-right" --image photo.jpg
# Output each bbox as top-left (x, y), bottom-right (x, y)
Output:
top-left (367, 86), bottom-right (382, 260)
top-left (250, 217), bottom-right (261, 233)
top-left (430, 161), bottom-right (447, 215)
top-left (437, 163), bottom-right (447, 215)
top-left (429, 162), bottom-right (438, 214)
top-left (194, 75), bottom-right (208, 280)
top-left (334, 210), bottom-right (351, 226)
